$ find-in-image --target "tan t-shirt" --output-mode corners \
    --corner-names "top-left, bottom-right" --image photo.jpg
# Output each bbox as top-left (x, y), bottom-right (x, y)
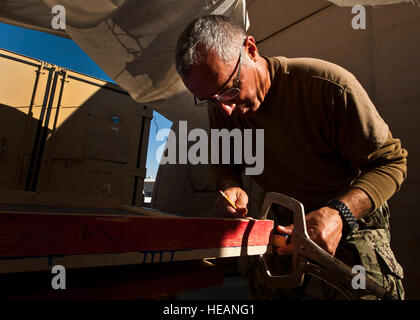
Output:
top-left (208, 56), bottom-right (407, 211)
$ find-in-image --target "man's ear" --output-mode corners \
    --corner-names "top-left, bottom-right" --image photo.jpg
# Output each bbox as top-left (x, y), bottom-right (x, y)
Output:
top-left (245, 36), bottom-right (258, 62)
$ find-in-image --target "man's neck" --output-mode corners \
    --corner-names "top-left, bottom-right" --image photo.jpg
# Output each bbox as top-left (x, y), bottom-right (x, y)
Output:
top-left (255, 55), bottom-right (272, 106)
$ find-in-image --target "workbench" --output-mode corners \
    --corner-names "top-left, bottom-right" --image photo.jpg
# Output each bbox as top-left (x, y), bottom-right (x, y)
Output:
top-left (0, 191), bottom-right (273, 299)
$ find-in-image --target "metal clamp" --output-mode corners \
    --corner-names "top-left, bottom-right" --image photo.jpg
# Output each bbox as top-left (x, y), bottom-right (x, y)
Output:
top-left (257, 192), bottom-right (391, 300)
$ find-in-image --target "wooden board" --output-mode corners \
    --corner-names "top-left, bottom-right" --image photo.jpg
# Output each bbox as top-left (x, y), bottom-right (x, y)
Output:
top-left (0, 205), bottom-right (273, 273)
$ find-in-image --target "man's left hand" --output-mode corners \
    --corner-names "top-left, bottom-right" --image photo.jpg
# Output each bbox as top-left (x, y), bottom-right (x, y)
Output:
top-left (276, 206), bottom-right (344, 256)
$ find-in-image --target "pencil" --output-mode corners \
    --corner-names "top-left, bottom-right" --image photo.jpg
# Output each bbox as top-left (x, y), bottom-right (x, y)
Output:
top-left (219, 190), bottom-right (237, 210)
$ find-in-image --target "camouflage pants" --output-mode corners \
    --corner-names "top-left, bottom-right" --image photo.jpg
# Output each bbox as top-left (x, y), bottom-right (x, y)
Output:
top-left (246, 202), bottom-right (405, 300)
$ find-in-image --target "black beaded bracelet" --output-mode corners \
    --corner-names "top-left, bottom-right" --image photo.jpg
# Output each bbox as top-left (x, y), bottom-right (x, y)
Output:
top-left (327, 199), bottom-right (359, 236)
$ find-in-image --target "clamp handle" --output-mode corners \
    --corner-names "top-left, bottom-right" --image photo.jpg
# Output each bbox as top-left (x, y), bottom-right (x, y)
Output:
top-left (257, 192), bottom-right (309, 288)
top-left (258, 192), bottom-right (308, 237)
top-left (257, 192), bottom-right (390, 299)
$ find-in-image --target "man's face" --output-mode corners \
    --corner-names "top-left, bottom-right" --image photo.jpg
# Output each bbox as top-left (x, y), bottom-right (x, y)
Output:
top-left (182, 45), bottom-right (262, 118)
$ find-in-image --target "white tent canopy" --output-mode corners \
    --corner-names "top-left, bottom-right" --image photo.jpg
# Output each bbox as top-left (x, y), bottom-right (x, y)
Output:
top-left (0, 0), bottom-right (410, 123)
top-left (0, 0), bottom-right (249, 126)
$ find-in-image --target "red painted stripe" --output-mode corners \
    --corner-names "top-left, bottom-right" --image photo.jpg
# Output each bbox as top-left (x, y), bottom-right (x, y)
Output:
top-left (0, 213), bottom-right (273, 257)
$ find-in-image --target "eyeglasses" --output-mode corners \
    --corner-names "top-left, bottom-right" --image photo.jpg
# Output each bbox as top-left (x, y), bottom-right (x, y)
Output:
top-left (194, 41), bottom-right (244, 107)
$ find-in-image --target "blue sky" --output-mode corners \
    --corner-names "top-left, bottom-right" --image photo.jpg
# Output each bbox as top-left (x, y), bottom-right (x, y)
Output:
top-left (0, 22), bottom-right (171, 179)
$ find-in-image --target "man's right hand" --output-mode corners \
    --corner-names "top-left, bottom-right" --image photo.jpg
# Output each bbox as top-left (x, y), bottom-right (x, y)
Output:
top-left (214, 187), bottom-right (248, 218)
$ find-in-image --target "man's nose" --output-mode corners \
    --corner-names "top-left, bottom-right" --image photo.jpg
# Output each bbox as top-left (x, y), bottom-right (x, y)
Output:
top-left (218, 101), bottom-right (236, 116)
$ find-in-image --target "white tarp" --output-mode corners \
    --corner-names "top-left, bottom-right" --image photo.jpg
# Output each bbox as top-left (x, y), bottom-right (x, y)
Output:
top-left (0, 0), bottom-right (249, 126)
top-left (1, 0), bottom-right (412, 124)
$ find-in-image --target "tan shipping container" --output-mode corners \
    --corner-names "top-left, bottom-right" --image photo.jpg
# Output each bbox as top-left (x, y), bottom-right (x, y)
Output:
top-left (0, 48), bottom-right (152, 206)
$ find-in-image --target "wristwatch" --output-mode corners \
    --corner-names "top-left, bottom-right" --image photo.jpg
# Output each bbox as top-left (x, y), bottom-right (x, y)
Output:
top-left (326, 199), bottom-right (359, 236)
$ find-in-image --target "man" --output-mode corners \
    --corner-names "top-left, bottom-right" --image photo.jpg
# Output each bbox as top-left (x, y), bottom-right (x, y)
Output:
top-left (175, 15), bottom-right (407, 299)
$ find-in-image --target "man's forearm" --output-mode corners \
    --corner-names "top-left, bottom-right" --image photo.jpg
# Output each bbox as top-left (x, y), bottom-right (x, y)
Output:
top-left (337, 187), bottom-right (374, 220)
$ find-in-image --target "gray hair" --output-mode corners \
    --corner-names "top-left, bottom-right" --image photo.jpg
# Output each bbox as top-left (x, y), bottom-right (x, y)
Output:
top-left (175, 15), bottom-right (247, 78)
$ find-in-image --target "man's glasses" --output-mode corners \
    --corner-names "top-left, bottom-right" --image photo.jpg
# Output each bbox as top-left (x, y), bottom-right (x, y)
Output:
top-left (194, 41), bottom-right (244, 106)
